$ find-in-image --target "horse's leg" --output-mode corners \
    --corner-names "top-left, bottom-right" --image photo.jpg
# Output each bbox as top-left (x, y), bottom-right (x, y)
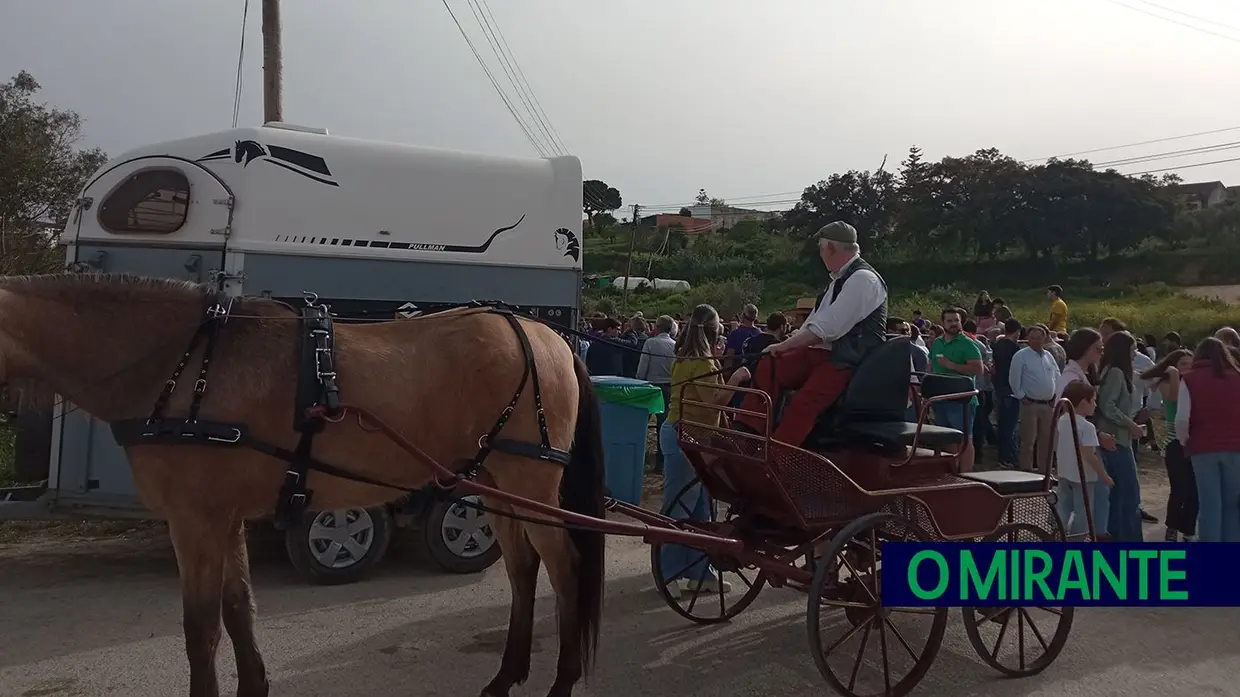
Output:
top-left (168, 513), bottom-right (230, 697)
top-left (481, 506), bottom-right (541, 697)
top-left (523, 523), bottom-right (583, 697)
top-left (220, 522), bottom-right (269, 697)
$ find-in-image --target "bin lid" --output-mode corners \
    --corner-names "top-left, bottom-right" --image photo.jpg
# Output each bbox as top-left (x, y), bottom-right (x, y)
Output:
top-left (590, 376), bottom-right (665, 415)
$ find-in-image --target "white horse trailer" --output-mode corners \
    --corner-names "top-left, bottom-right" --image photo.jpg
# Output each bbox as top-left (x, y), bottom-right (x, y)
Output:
top-left (2, 123), bottom-right (584, 582)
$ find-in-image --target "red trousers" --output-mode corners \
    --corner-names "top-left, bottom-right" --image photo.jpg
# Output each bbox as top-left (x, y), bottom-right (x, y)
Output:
top-left (735, 348), bottom-right (852, 446)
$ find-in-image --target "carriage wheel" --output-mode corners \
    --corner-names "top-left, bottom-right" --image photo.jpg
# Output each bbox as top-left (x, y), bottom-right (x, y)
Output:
top-left (649, 476), bottom-right (767, 624)
top-left (961, 523), bottom-right (1075, 677)
top-left (807, 512), bottom-right (947, 697)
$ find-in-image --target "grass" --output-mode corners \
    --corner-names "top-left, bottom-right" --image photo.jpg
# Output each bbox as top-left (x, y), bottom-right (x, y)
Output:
top-left (586, 281), bottom-right (1240, 344)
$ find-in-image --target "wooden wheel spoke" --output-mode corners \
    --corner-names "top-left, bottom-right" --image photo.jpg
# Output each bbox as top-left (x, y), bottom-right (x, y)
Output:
top-left (684, 578), bottom-right (705, 615)
top-left (866, 529), bottom-right (882, 599)
top-left (973, 607), bottom-right (1009, 629)
top-left (877, 617), bottom-right (892, 695)
top-left (883, 616), bottom-right (919, 662)
top-left (837, 553), bottom-right (877, 604)
top-left (733, 569), bottom-right (756, 590)
top-left (665, 553), bottom-right (709, 586)
top-left (819, 598), bottom-right (872, 611)
top-left (823, 613), bottom-right (871, 656)
top-left (989, 608), bottom-right (1013, 661)
top-left (1020, 608), bottom-right (1051, 653)
top-left (1017, 605), bottom-right (1027, 671)
top-left (1037, 606), bottom-right (1064, 616)
top-left (847, 623), bottom-right (873, 693)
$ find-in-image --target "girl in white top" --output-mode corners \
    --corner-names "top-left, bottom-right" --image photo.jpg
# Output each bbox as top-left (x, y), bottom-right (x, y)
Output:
top-left (1055, 381), bottom-right (1114, 539)
top-left (1056, 328), bottom-right (1103, 399)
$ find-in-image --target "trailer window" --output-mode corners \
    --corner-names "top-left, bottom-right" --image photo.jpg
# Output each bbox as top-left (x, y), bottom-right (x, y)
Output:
top-left (98, 169), bottom-right (190, 234)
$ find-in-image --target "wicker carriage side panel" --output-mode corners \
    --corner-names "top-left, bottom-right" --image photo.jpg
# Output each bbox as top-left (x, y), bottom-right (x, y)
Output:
top-left (678, 423), bottom-right (808, 529)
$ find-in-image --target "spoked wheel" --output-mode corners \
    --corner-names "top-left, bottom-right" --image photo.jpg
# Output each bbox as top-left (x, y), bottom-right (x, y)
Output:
top-left (962, 523), bottom-right (1075, 677)
top-left (807, 512), bottom-right (948, 697)
top-left (650, 476), bottom-right (766, 624)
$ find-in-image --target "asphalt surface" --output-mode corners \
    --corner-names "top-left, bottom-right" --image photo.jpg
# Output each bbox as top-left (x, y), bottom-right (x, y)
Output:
top-left (1, 503), bottom-right (1239, 697)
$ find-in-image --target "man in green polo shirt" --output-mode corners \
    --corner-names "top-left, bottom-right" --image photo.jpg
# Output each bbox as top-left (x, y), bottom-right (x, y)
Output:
top-left (928, 307), bottom-right (984, 471)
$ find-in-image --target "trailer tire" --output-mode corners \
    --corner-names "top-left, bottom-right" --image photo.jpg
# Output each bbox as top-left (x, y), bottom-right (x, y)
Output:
top-left (413, 494), bottom-right (502, 574)
top-left (284, 506), bottom-right (393, 585)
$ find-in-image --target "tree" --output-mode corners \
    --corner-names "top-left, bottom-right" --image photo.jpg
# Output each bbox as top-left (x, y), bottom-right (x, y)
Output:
top-left (783, 169), bottom-right (899, 251)
top-left (677, 207), bottom-right (692, 217)
top-left (0, 71), bottom-right (107, 275)
top-left (695, 188), bottom-right (710, 205)
top-left (582, 179), bottom-right (621, 229)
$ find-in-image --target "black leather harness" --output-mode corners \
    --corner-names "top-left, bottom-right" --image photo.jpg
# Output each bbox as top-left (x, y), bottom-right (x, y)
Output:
top-left (110, 293), bottom-right (570, 529)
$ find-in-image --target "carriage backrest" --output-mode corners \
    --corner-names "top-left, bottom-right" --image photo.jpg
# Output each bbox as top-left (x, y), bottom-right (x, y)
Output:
top-left (837, 338), bottom-right (915, 422)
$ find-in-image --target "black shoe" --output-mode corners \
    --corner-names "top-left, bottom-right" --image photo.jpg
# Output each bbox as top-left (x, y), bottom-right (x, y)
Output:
top-left (1141, 509), bottom-right (1159, 524)
top-left (1164, 528), bottom-right (1178, 542)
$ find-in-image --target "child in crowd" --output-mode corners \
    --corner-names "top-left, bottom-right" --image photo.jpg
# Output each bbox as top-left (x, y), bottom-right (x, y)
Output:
top-left (1055, 381), bottom-right (1114, 539)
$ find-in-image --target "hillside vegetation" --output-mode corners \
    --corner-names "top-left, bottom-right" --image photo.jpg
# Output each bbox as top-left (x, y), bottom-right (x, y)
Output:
top-left (582, 227), bottom-right (1240, 343)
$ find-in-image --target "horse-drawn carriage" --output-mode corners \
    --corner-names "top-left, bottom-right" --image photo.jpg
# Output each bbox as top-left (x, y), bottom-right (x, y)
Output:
top-left (1, 265), bottom-right (1100, 697)
top-left (605, 336), bottom-right (1089, 697)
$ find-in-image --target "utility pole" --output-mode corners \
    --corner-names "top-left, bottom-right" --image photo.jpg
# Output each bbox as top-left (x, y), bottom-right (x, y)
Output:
top-left (621, 204), bottom-right (640, 315)
top-left (262, 0), bottom-right (283, 123)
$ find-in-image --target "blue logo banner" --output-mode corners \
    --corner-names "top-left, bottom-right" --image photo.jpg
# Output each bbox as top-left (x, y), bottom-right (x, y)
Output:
top-left (881, 543), bottom-right (1240, 607)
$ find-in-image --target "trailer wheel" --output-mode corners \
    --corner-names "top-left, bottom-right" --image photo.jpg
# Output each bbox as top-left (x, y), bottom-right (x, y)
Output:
top-left (412, 494), bottom-right (502, 574)
top-left (284, 506), bottom-right (393, 585)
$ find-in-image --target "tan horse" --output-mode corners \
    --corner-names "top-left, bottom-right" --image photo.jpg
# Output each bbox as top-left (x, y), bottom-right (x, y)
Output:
top-left (0, 273), bottom-right (606, 697)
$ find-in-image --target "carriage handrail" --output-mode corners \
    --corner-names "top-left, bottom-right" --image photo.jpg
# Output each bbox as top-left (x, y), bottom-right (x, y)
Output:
top-left (1048, 396), bottom-right (1097, 541)
top-left (676, 380), bottom-right (773, 436)
top-left (894, 387), bottom-right (980, 467)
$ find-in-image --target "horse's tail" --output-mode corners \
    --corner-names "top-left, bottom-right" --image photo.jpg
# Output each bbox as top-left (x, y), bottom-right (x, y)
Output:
top-left (562, 353), bottom-right (606, 673)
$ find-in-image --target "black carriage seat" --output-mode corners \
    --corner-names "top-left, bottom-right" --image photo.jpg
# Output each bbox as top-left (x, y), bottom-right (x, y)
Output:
top-left (801, 338), bottom-right (968, 451)
top-left (957, 469), bottom-right (1051, 495)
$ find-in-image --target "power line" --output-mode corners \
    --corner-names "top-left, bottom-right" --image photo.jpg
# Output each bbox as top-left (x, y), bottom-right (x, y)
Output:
top-left (463, 0), bottom-right (557, 156)
top-left (1093, 141), bottom-right (1240, 168)
top-left (477, 0), bottom-right (569, 155)
top-left (440, 0), bottom-right (549, 157)
top-left (1134, 0), bottom-right (1240, 34)
top-left (1022, 125), bottom-right (1240, 162)
top-left (230, 0), bottom-right (251, 128)
top-left (1125, 155), bottom-right (1240, 176)
top-left (1098, 0), bottom-right (1240, 45)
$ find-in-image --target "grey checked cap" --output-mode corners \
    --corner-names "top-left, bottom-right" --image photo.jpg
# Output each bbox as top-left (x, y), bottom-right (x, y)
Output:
top-left (817, 221), bottom-right (858, 244)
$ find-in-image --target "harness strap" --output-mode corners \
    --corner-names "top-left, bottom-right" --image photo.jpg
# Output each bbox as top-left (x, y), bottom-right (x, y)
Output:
top-left (462, 310), bottom-right (572, 478)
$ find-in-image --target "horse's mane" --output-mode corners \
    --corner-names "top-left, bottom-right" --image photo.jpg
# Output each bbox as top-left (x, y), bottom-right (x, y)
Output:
top-left (0, 273), bottom-right (292, 318)
top-left (0, 272), bottom-right (208, 300)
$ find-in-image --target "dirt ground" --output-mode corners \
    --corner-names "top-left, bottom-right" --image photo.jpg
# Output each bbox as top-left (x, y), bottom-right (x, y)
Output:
top-left (1183, 285), bottom-right (1240, 303)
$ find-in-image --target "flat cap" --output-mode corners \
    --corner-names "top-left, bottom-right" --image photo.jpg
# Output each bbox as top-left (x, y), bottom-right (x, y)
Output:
top-left (817, 221), bottom-right (857, 244)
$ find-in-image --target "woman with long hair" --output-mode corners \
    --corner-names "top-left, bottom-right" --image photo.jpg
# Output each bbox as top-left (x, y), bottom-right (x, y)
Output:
top-left (974, 291), bottom-right (996, 334)
top-left (1095, 331), bottom-right (1145, 541)
top-left (1175, 337), bottom-right (1240, 542)
top-left (1057, 328), bottom-right (1103, 398)
top-left (1142, 349), bottom-right (1196, 541)
top-left (657, 304), bottom-right (735, 597)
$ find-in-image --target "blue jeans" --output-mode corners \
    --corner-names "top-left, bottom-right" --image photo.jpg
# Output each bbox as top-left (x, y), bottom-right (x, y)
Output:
top-left (995, 393), bottom-right (1021, 465)
top-left (1191, 451), bottom-right (1240, 542)
top-left (932, 400), bottom-right (976, 434)
top-left (657, 421), bottom-right (713, 582)
top-left (1056, 478), bottom-right (1111, 538)
top-left (1102, 445), bottom-right (1142, 541)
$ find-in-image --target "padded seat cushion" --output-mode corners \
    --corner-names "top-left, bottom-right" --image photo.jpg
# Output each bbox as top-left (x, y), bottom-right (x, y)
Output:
top-left (958, 469), bottom-right (1050, 495)
top-left (842, 420), bottom-right (966, 450)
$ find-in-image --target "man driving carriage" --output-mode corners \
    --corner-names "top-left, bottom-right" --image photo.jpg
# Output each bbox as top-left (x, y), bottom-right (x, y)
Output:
top-left (733, 221), bottom-right (888, 445)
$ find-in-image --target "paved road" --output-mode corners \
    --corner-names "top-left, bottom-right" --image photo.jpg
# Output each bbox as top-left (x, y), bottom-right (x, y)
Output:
top-left (1, 508), bottom-right (1238, 697)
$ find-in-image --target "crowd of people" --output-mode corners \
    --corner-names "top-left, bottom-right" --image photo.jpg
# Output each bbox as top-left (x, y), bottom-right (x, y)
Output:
top-left (580, 221), bottom-right (1240, 597)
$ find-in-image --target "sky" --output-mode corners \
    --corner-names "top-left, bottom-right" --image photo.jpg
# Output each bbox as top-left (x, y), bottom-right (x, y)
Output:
top-left (4, 0), bottom-right (1240, 215)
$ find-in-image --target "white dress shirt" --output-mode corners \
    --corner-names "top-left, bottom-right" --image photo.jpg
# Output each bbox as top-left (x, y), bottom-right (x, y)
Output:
top-left (1131, 350), bottom-right (1156, 414)
top-left (1008, 346), bottom-right (1060, 401)
top-left (1175, 381), bottom-right (1192, 446)
top-left (801, 255), bottom-right (888, 344)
